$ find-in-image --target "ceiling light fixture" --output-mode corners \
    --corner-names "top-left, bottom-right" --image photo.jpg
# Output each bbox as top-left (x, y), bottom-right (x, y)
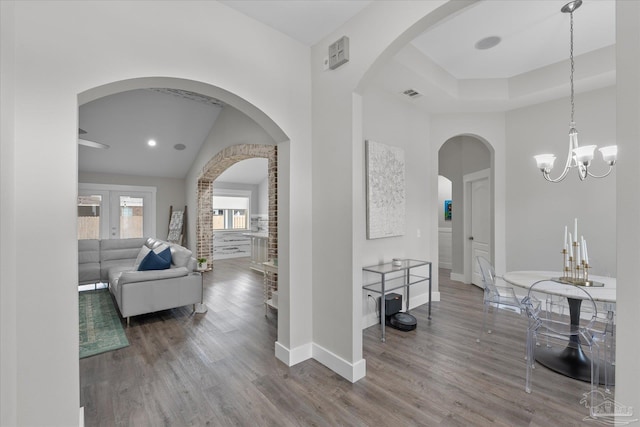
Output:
top-left (534, 0), bottom-right (617, 182)
top-left (147, 139), bottom-right (157, 147)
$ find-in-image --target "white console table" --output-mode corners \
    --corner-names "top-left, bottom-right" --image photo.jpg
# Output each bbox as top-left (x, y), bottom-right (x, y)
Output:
top-left (362, 259), bottom-right (432, 342)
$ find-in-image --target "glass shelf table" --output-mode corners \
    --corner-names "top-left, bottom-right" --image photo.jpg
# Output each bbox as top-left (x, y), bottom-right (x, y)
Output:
top-left (362, 259), bottom-right (432, 342)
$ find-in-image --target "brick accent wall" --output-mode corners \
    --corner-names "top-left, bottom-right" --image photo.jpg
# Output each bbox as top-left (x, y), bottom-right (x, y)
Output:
top-left (196, 144), bottom-right (277, 289)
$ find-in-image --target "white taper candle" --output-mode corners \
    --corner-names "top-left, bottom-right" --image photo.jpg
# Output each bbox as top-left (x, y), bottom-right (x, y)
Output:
top-left (569, 233), bottom-right (574, 257)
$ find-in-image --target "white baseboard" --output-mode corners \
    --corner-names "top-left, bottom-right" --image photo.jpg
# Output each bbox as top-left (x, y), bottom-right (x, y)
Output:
top-left (439, 262), bottom-right (452, 269)
top-left (275, 341), bottom-right (312, 366)
top-left (79, 407), bottom-right (84, 427)
top-left (275, 341), bottom-right (366, 383)
top-left (312, 343), bottom-right (366, 383)
top-left (450, 272), bottom-right (466, 283)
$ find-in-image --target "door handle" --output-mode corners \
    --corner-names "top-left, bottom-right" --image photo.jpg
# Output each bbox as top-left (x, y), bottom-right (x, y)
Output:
top-left (469, 236), bottom-right (474, 240)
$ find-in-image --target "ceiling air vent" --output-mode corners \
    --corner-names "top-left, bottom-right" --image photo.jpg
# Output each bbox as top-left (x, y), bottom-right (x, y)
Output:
top-left (402, 89), bottom-right (422, 99)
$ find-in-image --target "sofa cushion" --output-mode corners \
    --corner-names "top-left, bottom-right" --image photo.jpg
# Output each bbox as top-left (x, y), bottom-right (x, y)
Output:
top-left (138, 247), bottom-right (172, 271)
top-left (169, 244), bottom-right (192, 268)
top-left (115, 266), bottom-right (190, 286)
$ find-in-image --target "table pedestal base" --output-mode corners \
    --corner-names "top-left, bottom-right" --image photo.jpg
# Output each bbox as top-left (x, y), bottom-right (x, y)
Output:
top-left (535, 345), bottom-right (614, 386)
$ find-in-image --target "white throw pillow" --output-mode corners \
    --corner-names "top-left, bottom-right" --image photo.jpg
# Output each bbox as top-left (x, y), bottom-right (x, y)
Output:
top-left (169, 244), bottom-right (192, 268)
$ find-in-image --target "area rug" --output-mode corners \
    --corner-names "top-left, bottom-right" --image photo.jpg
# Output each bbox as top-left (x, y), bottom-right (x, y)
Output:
top-left (79, 289), bottom-right (129, 358)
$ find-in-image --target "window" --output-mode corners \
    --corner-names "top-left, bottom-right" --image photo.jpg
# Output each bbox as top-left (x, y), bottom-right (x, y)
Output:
top-left (212, 194), bottom-right (250, 231)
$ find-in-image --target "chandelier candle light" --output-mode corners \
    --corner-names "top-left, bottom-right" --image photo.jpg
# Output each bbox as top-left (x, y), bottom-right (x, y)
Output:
top-left (558, 218), bottom-right (603, 287)
top-left (534, 0), bottom-right (617, 182)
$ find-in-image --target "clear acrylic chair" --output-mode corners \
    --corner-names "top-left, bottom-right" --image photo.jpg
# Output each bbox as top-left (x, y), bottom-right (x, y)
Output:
top-left (523, 280), bottom-right (600, 414)
top-left (476, 256), bottom-right (528, 343)
top-left (591, 302), bottom-right (616, 393)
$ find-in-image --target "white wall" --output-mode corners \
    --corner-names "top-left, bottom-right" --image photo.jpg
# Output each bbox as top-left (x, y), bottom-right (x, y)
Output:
top-left (360, 85), bottom-right (434, 328)
top-left (1, 1), bottom-right (311, 424)
top-left (311, 0), bottom-right (453, 382)
top-left (78, 172), bottom-right (186, 241)
top-left (258, 176), bottom-right (269, 215)
top-left (505, 87), bottom-right (616, 276)
top-left (1, 2), bottom-right (18, 426)
top-left (615, 0), bottom-right (640, 413)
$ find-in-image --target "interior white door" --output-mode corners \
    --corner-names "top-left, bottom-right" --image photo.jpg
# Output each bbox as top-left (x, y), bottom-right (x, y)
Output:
top-left (470, 177), bottom-right (491, 286)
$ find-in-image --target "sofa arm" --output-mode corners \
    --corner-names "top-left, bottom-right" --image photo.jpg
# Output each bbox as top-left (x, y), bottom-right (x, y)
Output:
top-left (117, 267), bottom-right (190, 286)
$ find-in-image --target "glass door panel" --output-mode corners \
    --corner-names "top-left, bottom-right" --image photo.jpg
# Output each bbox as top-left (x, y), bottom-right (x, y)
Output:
top-left (77, 189), bottom-right (110, 239)
top-left (118, 196), bottom-right (144, 238)
top-left (109, 190), bottom-right (155, 238)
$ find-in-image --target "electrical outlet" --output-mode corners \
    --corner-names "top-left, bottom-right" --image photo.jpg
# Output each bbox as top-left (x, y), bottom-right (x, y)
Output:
top-left (417, 228), bottom-right (421, 238)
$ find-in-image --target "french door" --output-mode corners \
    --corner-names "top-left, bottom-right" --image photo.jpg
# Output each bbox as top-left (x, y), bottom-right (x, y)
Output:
top-left (78, 184), bottom-right (156, 240)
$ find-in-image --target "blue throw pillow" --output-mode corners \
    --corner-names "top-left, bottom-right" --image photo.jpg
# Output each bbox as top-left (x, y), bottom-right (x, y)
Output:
top-left (138, 247), bottom-right (172, 271)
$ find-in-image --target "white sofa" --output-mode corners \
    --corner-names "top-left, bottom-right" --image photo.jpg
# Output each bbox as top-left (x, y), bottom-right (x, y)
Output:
top-left (78, 237), bottom-right (202, 325)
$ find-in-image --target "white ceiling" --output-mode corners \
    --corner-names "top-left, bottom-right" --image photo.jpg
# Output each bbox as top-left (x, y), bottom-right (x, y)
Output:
top-left (219, 0), bottom-right (373, 46)
top-left (78, 0), bottom-right (616, 179)
top-left (411, 0), bottom-right (615, 80)
top-left (79, 89), bottom-right (222, 178)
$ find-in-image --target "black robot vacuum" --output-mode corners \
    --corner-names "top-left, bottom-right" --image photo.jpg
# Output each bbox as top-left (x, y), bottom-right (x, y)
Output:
top-left (388, 312), bottom-right (417, 331)
top-left (382, 293), bottom-right (417, 331)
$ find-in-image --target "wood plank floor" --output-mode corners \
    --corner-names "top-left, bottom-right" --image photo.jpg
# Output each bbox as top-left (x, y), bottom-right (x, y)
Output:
top-left (80, 260), bottom-right (609, 426)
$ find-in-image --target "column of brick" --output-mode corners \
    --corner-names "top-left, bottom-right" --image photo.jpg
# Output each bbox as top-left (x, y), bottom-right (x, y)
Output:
top-left (267, 146), bottom-right (278, 291)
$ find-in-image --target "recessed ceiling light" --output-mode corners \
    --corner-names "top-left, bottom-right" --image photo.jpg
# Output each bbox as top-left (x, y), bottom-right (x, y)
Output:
top-left (147, 139), bottom-right (157, 147)
top-left (475, 36), bottom-right (501, 50)
top-left (174, 144), bottom-right (186, 151)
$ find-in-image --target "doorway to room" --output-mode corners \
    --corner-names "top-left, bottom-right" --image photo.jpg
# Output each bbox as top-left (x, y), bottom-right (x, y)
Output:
top-left (438, 135), bottom-right (492, 285)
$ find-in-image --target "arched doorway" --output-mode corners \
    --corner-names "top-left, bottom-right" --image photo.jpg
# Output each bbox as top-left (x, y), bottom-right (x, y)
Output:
top-left (438, 135), bottom-right (493, 285)
top-left (78, 76), bottom-right (289, 348)
top-left (196, 144), bottom-right (278, 291)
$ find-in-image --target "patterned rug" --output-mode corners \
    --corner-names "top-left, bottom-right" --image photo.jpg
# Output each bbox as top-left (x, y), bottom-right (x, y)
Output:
top-left (79, 289), bottom-right (129, 358)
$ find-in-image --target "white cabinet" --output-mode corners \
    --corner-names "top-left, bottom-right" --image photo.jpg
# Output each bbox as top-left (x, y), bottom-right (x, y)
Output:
top-left (213, 232), bottom-right (251, 259)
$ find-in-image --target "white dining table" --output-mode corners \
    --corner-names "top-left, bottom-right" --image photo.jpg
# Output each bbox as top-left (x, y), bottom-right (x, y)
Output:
top-left (503, 271), bottom-right (616, 385)
top-left (502, 270), bottom-right (616, 303)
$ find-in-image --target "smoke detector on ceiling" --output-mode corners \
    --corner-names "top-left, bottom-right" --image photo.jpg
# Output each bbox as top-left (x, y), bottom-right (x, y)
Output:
top-left (402, 89), bottom-right (422, 99)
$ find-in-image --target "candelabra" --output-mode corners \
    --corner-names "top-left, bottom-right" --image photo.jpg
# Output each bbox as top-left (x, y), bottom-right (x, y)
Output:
top-left (559, 240), bottom-right (602, 287)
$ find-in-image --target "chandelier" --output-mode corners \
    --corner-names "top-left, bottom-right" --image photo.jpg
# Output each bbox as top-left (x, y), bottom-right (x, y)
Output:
top-left (534, 0), bottom-right (617, 182)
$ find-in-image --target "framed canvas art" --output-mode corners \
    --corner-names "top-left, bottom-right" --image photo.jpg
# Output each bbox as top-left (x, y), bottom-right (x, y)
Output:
top-left (365, 140), bottom-right (405, 239)
top-left (444, 200), bottom-right (452, 221)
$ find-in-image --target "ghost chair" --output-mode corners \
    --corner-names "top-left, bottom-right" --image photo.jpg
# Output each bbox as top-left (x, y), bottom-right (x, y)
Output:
top-left (476, 256), bottom-right (529, 343)
top-left (523, 280), bottom-right (600, 416)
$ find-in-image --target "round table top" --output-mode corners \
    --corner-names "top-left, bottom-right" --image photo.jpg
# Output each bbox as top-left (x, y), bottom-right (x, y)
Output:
top-left (503, 271), bottom-right (616, 303)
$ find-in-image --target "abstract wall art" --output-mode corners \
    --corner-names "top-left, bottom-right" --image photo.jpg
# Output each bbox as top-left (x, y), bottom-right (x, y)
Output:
top-left (365, 140), bottom-right (405, 239)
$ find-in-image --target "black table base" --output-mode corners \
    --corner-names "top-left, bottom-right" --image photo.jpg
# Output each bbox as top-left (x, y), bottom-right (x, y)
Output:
top-left (535, 344), bottom-right (614, 386)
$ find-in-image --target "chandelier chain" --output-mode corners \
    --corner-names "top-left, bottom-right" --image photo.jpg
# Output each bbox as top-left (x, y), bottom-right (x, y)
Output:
top-left (570, 10), bottom-right (575, 124)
